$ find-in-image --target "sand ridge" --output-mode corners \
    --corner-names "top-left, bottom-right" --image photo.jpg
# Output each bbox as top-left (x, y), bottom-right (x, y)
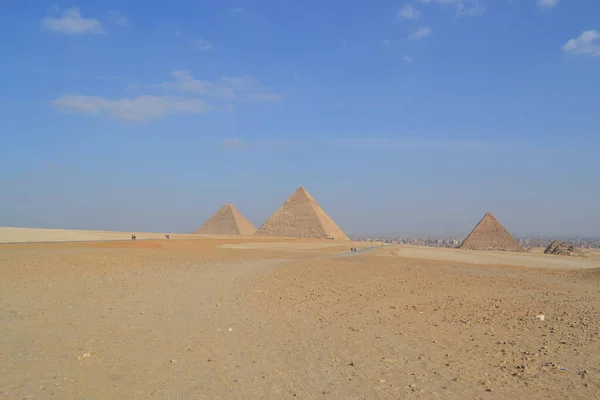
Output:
top-left (384, 245), bottom-right (599, 270)
top-left (0, 226), bottom-right (183, 244)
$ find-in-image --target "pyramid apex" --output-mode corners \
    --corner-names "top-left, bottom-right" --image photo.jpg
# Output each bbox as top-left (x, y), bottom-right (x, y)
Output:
top-left (289, 186), bottom-right (316, 202)
top-left (219, 202), bottom-right (236, 212)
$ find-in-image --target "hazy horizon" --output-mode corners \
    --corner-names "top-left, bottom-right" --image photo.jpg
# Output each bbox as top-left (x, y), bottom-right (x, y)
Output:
top-left (1, 1), bottom-right (599, 238)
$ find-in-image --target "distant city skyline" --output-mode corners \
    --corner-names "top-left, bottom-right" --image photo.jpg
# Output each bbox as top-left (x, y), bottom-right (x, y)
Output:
top-left (1, 1), bottom-right (599, 237)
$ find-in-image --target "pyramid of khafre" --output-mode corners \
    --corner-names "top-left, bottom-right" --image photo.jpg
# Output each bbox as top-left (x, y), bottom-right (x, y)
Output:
top-left (254, 186), bottom-right (349, 240)
top-left (194, 203), bottom-right (256, 236)
top-left (459, 212), bottom-right (524, 252)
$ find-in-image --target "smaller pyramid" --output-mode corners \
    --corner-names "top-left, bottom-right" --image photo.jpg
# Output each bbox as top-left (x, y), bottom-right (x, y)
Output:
top-left (194, 203), bottom-right (256, 236)
top-left (459, 212), bottom-right (524, 252)
top-left (255, 186), bottom-right (349, 240)
top-left (544, 240), bottom-right (581, 256)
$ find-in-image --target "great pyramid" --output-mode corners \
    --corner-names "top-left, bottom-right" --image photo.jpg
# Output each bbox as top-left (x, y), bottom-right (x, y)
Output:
top-left (194, 203), bottom-right (256, 236)
top-left (459, 212), bottom-right (524, 252)
top-left (254, 186), bottom-right (349, 240)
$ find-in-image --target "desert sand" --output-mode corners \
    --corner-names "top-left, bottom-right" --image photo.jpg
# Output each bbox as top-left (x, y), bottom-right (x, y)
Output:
top-left (1, 230), bottom-right (599, 399)
top-left (0, 227), bottom-right (186, 244)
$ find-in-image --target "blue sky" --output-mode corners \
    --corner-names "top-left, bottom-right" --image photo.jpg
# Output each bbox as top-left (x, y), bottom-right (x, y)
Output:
top-left (0, 0), bottom-right (599, 237)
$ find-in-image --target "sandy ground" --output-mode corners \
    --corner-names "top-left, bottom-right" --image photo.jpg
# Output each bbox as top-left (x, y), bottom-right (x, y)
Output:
top-left (1, 235), bottom-right (599, 399)
top-left (0, 227), bottom-right (188, 243)
top-left (386, 245), bottom-right (600, 270)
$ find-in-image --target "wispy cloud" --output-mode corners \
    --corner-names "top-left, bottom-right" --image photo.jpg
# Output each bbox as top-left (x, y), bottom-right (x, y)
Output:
top-left (537, 0), bottom-right (558, 8)
top-left (418, 0), bottom-right (485, 17)
top-left (155, 71), bottom-right (281, 103)
top-left (41, 8), bottom-right (104, 35)
top-left (221, 138), bottom-right (247, 149)
top-left (195, 39), bottom-right (214, 51)
top-left (402, 54), bottom-right (414, 63)
top-left (562, 30), bottom-right (600, 57)
top-left (382, 39), bottom-right (393, 46)
top-left (410, 26), bottom-right (432, 40)
top-left (52, 70), bottom-right (281, 122)
top-left (230, 7), bottom-right (246, 13)
top-left (108, 10), bottom-right (128, 26)
top-left (52, 95), bottom-right (211, 122)
top-left (398, 3), bottom-right (421, 19)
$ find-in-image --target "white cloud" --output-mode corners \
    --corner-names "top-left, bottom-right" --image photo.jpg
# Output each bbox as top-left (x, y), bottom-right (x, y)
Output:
top-left (222, 138), bottom-right (247, 148)
top-left (155, 71), bottom-right (281, 103)
top-left (195, 39), bottom-right (214, 51)
top-left (418, 0), bottom-right (485, 17)
top-left (403, 54), bottom-right (414, 63)
top-left (52, 95), bottom-right (211, 122)
top-left (231, 7), bottom-right (246, 13)
top-left (108, 10), bottom-right (128, 26)
top-left (52, 71), bottom-right (281, 122)
top-left (158, 71), bottom-right (234, 98)
top-left (537, 0), bottom-right (558, 8)
top-left (41, 8), bottom-right (104, 35)
top-left (382, 39), bottom-right (393, 46)
top-left (398, 4), bottom-right (421, 19)
top-left (410, 26), bottom-right (432, 40)
top-left (562, 30), bottom-right (600, 57)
